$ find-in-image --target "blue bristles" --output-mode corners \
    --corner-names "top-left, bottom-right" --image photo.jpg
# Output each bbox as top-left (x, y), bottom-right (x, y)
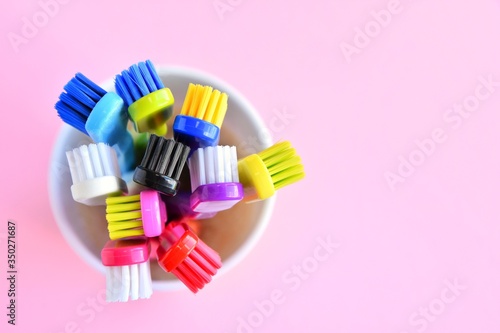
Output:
top-left (115, 60), bottom-right (164, 107)
top-left (55, 73), bottom-right (107, 135)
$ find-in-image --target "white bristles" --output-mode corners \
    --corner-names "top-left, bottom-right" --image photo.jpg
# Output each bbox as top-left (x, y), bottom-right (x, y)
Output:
top-left (214, 146), bottom-right (224, 183)
top-left (230, 146), bottom-right (238, 182)
top-left (105, 265), bottom-right (114, 301)
top-left (129, 264), bottom-right (139, 301)
top-left (139, 261), bottom-right (153, 298)
top-left (105, 261), bottom-right (152, 302)
top-left (66, 143), bottom-right (121, 185)
top-left (189, 145), bottom-right (239, 191)
top-left (119, 265), bottom-right (131, 302)
top-left (205, 147), bottom-right (216, 185)
top-left (66, 150), bottom-right (79, 185)
top-left (89, 144), bottom-right (103, 177)
top-left (80, 145), bottom-right (94, 180)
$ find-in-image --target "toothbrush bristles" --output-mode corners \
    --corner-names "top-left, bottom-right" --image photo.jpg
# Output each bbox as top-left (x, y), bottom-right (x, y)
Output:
top-left (180, 84), bottom-right (228, 127)
top-left (106, 261), bottom-right (152, 302)
top-left (189, 146), bottom-right (239, 190)
top-left (172, 142), bottom-right (191, 180)
top-left (156, 140), bottom-right (176, 174)
top-left (257, 141), bottom-right (305, 190)
top-left (139, 134), bottom-right (158, 170)
top-left (115, 60), bottom-right (164, 107)
top-left (55, 73), bottom-right (107, 134)
top-left (172, 238), bottom-right (222, 293)
top-left (139, 135), bottom-right (190, 180)
top-left (106, 194), bottom-right (141, 213)
top-left (105, 194), bottom-right (146, 240)
top-left (66, 143), bottom-right (121, 184)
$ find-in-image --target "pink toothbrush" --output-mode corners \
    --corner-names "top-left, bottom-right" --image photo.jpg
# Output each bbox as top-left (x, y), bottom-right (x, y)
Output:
top-left (101, 237), bottom-right (153, 302)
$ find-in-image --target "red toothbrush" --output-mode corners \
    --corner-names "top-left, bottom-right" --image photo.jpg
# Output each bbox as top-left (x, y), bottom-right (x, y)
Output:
top-left (156, 221), bottom-right (222, 293)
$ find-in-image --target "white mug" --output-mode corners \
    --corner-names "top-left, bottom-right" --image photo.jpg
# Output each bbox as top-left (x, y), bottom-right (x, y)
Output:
top-left (48, 66), bottom-right (276, 291)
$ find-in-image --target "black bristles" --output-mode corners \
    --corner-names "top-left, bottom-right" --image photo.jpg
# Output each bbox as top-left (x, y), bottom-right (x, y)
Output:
top-left (173, 144), bottom-right (190, 180)
top-left (140, 134), bottom-right (158, 169)
top-left (139, 135), bottom-right (190, 181)
top-left (157, 140), bottom-right (175, 174)
top-left (165, 142), bottom-right (183, 178)
top-left (149, 137), bottom-right (165, 172)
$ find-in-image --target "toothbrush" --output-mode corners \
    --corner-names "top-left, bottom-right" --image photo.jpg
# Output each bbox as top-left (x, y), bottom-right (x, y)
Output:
top-left (173, 83), bottom-right (228, 152)
top-left (237, 141), bottom-right (305, 202)
top-left (55, 73), bottom-right (136, 172)
top-left (156, 221), bottom-right (222, 293)
top-left (66, 143), bottom-right (127, 206)
top-left (106, 190), bottom-right (167, 240)
top-left (188, 145), bottom-right (243, 215)
top-left (133, 134), bottom-right (190, 196)
top-left (101, 237), bottom-right (153, 302)
top-left (115, 60), bottom-right (174, 136)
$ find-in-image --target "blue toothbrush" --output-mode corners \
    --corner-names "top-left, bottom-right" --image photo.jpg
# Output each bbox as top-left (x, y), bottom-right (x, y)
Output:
top-left (55, 73), bottom-right (136, 172)
top-left (115, 60), bottom-right (174, 136)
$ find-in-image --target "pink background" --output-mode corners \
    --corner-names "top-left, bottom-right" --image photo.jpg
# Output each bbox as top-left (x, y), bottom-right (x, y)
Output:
top-left (2, 0), bottom-right (500, 332)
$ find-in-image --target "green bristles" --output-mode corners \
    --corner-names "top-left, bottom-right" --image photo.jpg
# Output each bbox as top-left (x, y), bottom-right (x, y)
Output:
top-left (105, 194), bottom-right (145, 240)
top-left (257, 141), bottom-right (305, 190)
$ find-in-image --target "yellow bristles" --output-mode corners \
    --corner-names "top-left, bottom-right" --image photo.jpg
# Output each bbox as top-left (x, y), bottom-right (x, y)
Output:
top-left (257, 141), bottom-right (305, 190)
top-left (180, 83), bottom-right (228, 128)
top-left (105, 194), bottom-right (145, 240)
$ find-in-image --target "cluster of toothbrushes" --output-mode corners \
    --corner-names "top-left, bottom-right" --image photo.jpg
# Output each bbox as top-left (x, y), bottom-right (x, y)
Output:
top-left (54, 60), bottom-right (305, 302)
